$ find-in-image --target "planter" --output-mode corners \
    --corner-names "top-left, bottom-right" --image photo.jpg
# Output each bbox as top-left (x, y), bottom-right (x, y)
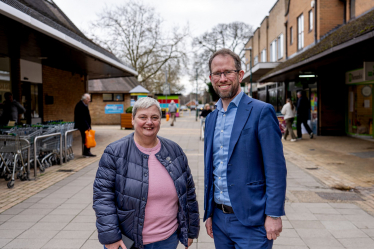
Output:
top-left (121, 113), bottom-right (133, 129)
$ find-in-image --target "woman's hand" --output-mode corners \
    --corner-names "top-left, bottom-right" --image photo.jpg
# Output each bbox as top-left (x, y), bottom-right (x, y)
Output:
top-left (185, 238), bottom-right (193, 248)
top-left (105, 240), bottom-right (126, 249)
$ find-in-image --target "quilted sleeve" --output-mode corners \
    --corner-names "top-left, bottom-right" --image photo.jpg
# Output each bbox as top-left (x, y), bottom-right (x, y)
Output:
top-left (183, 154), bottom-right (200, 239)
top-left (93, 145), bottom-right (122, 245)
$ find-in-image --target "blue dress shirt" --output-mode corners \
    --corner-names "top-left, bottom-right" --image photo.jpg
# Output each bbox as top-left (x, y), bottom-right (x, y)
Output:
top-left (213, 91), bottom-right (244, 207)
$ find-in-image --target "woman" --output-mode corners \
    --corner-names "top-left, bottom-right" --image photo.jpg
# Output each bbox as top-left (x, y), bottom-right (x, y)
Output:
top-left (281, 98), bottom-right (297, 142)
top-left (93, 97), bottom-right (199, 249)
top-left (199, 104), bottom-right (212, 118)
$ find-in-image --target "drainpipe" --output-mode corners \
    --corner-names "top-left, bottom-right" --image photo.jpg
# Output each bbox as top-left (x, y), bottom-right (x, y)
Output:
top-left (285, 21), bottom-right (288, 59)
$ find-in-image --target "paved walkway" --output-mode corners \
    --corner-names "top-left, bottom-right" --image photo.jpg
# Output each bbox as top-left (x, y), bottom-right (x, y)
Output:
top-left (0, 114), bottom-right (373, 248)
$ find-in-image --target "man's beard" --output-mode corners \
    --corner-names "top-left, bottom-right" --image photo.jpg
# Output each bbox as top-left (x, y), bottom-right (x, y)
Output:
top-left (213, 80), bottom-right (240, 100)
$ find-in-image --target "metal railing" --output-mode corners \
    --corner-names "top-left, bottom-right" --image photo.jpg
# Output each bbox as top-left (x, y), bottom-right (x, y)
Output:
top-left (33, 132), bottom-right (62, 178)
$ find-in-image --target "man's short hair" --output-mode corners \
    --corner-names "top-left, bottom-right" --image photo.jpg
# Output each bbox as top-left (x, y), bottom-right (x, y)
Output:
top-left (81, 93), bottom-right (90, 101)
top-left (208, 48), bottom-right (241, 74)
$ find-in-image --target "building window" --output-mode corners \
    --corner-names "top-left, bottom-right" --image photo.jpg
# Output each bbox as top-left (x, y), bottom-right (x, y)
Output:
top-left (270, 40), bottom-right (277, 62)
top-left (277, 34), bottom-right (283, 59)
top-left (350, 0), bottom-right (355, 19)
top-left (290, 27), bottom-right (293, 45)
top-left (297, 14), bottom-right (304, 50)
top-left (254, 56), bottom-right (258, 65)
top-left (309, 10), bottom-right (313, 31)
top-left (102, 93), bottom-right (125, 102)
top-left (261, 49), bottom-right (267, 62)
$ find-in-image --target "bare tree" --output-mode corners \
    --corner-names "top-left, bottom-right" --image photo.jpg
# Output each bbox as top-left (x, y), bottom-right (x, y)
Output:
top-left (192, 22), bottom-right (253, 80)
top-left (89, 1), bottom-right (188, 93)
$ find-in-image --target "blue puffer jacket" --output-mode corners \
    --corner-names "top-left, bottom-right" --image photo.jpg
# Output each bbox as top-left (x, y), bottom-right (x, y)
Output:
top-left (93, 133), bottom-right (200, 248)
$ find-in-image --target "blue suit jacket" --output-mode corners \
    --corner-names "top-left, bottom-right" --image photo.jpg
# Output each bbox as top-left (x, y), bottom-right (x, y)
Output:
top-left (203, 94), bottom-right (287, 226)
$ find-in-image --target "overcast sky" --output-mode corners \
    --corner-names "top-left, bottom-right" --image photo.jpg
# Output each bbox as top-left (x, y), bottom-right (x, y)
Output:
top-left (54, 0), bottom-right (277, 93)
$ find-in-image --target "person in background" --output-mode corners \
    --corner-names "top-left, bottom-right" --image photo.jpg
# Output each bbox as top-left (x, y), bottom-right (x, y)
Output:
top-left (200, 104), bottom-right (212, 118)
top-left (0, 92), bottom-right (26, 125)
top-left (74, 93), bottom-right (96, 157)
top-left (93, 97), bottom-right (199, 249)
top-left (168, 100), bottom-right (177, 126)
top-left (296, 91), bottom-right (313, 139)
top-left (281, 98), bottom-right (297, 142)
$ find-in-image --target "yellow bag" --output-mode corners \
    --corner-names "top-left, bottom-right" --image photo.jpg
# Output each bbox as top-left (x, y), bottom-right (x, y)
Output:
top-left (85, 129), bottom-right (96, 148)
top-left (166, 114), bottom-right (170, 121)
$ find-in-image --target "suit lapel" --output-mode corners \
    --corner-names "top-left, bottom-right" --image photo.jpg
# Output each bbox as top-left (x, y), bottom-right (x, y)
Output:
top-left (227, 95), bottom-right (253, 163)
top-left (205, 110), bottom-right (218, 177)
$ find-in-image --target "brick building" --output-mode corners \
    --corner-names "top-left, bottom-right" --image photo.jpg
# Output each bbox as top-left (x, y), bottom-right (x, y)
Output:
top-left (0, 0), bottom-right (137, 125)
top-left (88, 77), bottom-right (140, 125)
top-left (247, 0), bottom-right (374, 138)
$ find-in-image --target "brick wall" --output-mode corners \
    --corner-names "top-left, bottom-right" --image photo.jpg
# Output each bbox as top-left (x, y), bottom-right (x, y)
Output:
top-left (286, 0), bottom-right (316, 57)
top-left (42, 65), bottom-right (85, 122)
top-left (354, 0), bottom-right (374, 18)
top-left (89, 93), bottom-right (131, 125)
top-left (259, 17), bottom-right (268, 61)
top-left (268, 0), bottom-right (286, 62)
top-left (252, 29), bottom-right (260, 66)
top-left (318, 0), bottom-right (345, 39)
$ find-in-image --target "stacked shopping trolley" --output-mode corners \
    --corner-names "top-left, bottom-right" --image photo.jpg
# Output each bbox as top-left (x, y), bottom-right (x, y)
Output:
top-left (0, 122), bottom-right (76, 188)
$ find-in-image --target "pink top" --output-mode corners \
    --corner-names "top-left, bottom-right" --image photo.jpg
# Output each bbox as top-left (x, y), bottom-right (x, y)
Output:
top-left (135, 139), bottom-right (179, 245)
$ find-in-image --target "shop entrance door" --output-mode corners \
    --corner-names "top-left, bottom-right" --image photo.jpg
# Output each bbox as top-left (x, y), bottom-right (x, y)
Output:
top-left (21, 82), bottom-right (43, 124)
top-left (347, 85), bottom-right (373, 137)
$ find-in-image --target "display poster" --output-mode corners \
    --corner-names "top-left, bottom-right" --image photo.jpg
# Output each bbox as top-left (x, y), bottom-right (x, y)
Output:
top-left (105, 104), bottom-right (124, 114)
top-left (277, 116), bottom-right (286, 134)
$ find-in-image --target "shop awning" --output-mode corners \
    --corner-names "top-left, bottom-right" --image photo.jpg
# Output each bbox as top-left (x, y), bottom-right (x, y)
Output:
top-left (242, 62), bottom-right (280, 82)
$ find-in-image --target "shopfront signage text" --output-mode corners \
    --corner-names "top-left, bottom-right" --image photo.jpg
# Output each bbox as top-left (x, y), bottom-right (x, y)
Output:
top-left (345, 69), bottom-right (363, 84)
top-left (105, 104), bottom-right (124, 114)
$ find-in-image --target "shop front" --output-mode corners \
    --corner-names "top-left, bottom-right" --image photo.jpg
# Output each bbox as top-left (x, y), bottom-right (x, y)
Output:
top-left (346, 65), bottom-right (374, 138)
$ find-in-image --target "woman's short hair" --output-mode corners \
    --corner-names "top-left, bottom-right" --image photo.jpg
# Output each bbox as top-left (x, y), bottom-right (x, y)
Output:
top-left (132, 97), bottom-right (162, 118)
top-left (204, 104), bottom-right (210, 109)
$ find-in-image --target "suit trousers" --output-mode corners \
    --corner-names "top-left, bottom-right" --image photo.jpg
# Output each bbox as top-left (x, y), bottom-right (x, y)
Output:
top-left (212, 207), bottom-right (273, 249)
top-left (296, 117), bottom-right (313, 138)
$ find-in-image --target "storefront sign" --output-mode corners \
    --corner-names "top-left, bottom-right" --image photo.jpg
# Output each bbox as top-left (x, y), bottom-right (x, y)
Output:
top-left (364, 62), bottom-right (374, 81)
top-left (345, 69), bottom-right (363, 84)
top-left (105, 104), bottom-right (124, 114)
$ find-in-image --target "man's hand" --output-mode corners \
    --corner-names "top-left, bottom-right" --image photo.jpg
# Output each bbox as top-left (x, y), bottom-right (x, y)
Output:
top-left (105, 240), bottom-right (126, 249)
top-left (264, 216), bottom-right (282, 240)
top-left (205, 217), bottom-right (214, 238)
top-left (185, 238), bottom-right (193, 248)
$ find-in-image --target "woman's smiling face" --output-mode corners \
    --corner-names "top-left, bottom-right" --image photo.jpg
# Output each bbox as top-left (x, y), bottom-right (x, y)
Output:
top-left (132, 105), bottom-right (161, 139)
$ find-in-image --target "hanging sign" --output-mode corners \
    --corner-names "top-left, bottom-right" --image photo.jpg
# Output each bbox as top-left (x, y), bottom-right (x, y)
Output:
top-left (364, 62), bottom-right (374, 81)
top-left (105, 104), bottom-right (124, 114)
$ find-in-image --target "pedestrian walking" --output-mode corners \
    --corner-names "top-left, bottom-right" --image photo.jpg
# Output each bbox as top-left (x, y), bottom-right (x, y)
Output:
top-left (0, 92), bottom-right (26, 125)
top-left (168, 100), bottom-right (177, 126)
top-left (74, 93), bottom-right (96, 157)
top-left (93, 97), bottom-right (199, 249)
top-left (296, 91), bottom-right (314, 139)
top-left (281, 98), bottom-right (297, 142)
top-left (203, 49), bottom-right (287, 249)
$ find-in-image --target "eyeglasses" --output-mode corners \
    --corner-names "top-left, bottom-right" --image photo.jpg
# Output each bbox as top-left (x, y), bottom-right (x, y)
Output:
top-left (210, 70), bottom-right (240, 80)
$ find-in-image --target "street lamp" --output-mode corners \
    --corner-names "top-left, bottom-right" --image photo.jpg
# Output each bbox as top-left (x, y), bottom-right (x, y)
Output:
top-left (243, 47), bottom-right (253, 97)
top-left (195, 68), bottom-right (198, 121)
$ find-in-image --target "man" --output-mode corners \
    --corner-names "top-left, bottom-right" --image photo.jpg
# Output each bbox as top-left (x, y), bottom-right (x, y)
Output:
top-left (168, 100), bottom-right (177, 126)
top-left (296, 91), bottom-right (313, 139)
top-left (0, 92), bottom-right (26, 125)
top-left (204, 49), bottom-right (287, 249)
top-left (74, 93), bottom-right (96, 157)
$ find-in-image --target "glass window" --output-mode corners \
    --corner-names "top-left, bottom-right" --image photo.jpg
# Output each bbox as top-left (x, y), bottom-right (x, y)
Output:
top-left (261, 49), bottom-right (266, 62)
top-left (348, 85), bottom-right (372, 135)
top-left (270, 40), bottom-right (277, 62)
top-left (290, 27), bottom-right (293, 45)
top-left (298, 14), bottom-right (304, 50)
top-left (103, 94), bottom-right (113, 101)
top-left (277, 34), bottom-right (283, 59)
top-left (114, 94), bottom-right (124, 101)
top-left (309, 10), bottom-right (313, 31)
top-left (254, 56), bottom-right (258, 65)
top-left (350, 0), bottom-right (355, 19)
top-left (268, 88), bottom-right (277, 111)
